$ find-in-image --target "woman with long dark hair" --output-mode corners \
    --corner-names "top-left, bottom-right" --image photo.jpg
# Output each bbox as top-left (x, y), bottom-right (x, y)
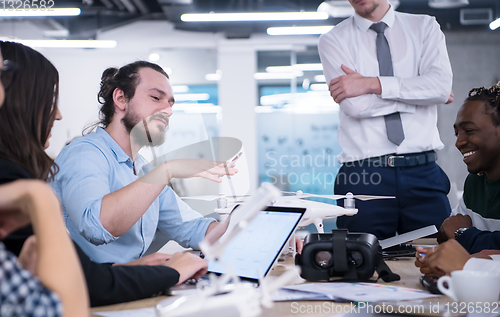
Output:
top-left (0, 41), bottom-right (61, 181)
top-left (0, 40), bottom-right (62, 255)
top-left (0, 41), bottom-right (208, 307)
top-left (0, 45), bottom-right (89, 316)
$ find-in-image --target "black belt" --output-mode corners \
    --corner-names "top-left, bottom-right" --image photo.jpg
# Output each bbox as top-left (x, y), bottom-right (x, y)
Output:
top-left (358, 151), bottom-right (437, 168)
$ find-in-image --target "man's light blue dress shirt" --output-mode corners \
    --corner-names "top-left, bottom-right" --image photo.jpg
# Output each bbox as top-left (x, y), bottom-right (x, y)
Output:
top-left (51, 127), bottom-right (215, 263)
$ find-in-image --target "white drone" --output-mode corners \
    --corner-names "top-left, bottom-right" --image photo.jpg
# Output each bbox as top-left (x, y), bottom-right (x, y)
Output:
top-left (181, 190), bottom-right (394, 233)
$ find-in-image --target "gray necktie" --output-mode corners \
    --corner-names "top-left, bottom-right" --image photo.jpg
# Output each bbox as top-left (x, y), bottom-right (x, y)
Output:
top-left (370, 22), bottom-right (405, 146)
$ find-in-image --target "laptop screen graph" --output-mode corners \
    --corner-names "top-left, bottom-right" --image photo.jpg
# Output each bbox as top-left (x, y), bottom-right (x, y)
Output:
top-left (207, 206), bottom-right (305, 281)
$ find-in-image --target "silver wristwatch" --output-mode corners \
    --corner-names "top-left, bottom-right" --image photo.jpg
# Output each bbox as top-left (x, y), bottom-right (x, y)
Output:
top-left (454, 227), bottom-right (469, 239)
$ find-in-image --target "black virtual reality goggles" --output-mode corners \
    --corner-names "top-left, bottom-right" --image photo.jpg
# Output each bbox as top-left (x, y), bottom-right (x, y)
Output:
top-left (295, 229), bottom-right (400, 283)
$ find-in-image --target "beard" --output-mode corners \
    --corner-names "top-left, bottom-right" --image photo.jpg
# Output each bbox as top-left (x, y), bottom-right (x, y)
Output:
top-left (351, 0), bottom-right (379, 18)
top-left (359, 3), bottom-right (378, 17)
top-left (122, 107), bottom-right (169, 148)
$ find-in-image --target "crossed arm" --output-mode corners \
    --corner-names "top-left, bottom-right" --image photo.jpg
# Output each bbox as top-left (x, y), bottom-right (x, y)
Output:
top-left (328, 64), bottom-right (454, 106)
top-left (318, 19), bottom-right (453, 118)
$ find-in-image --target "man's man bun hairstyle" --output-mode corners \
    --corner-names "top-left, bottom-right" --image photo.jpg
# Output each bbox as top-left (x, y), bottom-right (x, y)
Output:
top-left (84, 61), bottom-right (169, 134)
top-left (98, 67), bottom-right (119, 128)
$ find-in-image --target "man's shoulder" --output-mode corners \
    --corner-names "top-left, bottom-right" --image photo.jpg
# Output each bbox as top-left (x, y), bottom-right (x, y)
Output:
top-left (395, 11), bottom-right (437, 25)
top-left (463, 173), bottom-right (483, 202)
top-left (57, 131), bottom-right (112, 162)
top-left (463, 173), bottom-right (500, 220)
top-left (332, 15), bottom-right (354, 30)
top-left (464, 173), bottom-right (485, 187)
top-left (463, 173), bottom-right (486, 199)
top-left (319, 16), bottom-right (353, 41)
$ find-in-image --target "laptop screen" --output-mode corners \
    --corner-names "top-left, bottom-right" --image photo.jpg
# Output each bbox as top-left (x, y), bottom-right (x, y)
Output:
top-left (207, 206), bottom-right (305, 281)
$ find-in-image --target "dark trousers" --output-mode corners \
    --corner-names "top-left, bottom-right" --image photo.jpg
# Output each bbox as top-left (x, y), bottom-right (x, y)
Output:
top-left (335, 161), bottom-right (451, 240)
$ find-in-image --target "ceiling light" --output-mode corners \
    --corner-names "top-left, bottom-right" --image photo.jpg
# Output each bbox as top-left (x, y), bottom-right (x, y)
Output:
top-left (0, 8), bottom-right (81, 17)
top-left (317, 1), bottom-right (399, 18)
top-left (317, 1), bottom-right (354, 18)
top-left (295, 63), bottom-right (323, 71)
top-left (266, 63), bottom-right (323, 72)
top-left (43, 30), bottom-right (69, 38)
top-left (163, 67), bottom-right (172, 75)
top-left (428, 0), bottom-right (468, 9)
top-left (205, 70), bottom-right (222, 81)
top-left (149, 53), bottom-right (160, 62)
top-left (254, 72), bottom-right (304, 80)
top-left (259, 91), bottom-right (337, 109)
top-left (264, 68), bottom-right (306, 77)
top-left (314, 75), bottom-right (326, 82)
top-left (162, 0), bottom-right (193, 4)
top-left (490, 18), bottom-right (500, 30)
top-left (267, 26), bottom-right (334, 36)
top-left (181, 12), bottom-right (328, 22)
top-left (266, 66), bottom-right (295, 73)
top-left (172, 85), bottom-right (189, 93)
top-left (174, 105), bottom-right (220, 114)
top-left (174, 93), bottom-right (210, 101)
top-left (14, 40), bottom-right (116, 48)
top-left (310, 83), bottom-right (329, 91)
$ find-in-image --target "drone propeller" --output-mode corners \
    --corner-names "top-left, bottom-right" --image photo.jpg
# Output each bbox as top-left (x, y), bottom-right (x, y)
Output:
top-left (308, 193), bottom-right (395, 201)
top-left (282, 191), bottom-right (301, 195)
top-left (282, 191), bottom-right (395, 201)
top-left (345, 195), bottom-right (395, 201)
top-left (282, 190), bottom-right (309, 198)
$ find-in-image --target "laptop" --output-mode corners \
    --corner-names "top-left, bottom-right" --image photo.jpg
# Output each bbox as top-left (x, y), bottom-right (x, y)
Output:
top-left (169, 206), bottom-right (305, 294)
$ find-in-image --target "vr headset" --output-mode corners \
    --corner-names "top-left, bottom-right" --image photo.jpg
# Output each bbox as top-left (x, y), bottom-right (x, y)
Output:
top-left (295, 229), bottom-right (400, 282)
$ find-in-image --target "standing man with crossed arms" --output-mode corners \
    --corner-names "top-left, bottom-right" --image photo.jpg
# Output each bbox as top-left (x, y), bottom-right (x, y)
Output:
top-left (318, 0), bottom-right (454, 239)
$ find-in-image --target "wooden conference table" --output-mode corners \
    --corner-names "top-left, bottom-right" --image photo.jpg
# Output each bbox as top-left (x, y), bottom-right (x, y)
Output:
top-left (91, 239), bottom-right (447, 317)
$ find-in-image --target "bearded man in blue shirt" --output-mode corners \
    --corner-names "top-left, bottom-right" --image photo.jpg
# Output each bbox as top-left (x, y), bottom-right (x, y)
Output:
top-left (52, 61), bottom-right (236, 263)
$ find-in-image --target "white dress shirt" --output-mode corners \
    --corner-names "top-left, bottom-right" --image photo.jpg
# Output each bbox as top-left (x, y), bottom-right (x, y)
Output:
top-left (452, 196), bottom-right (500, 232)
top-left (463, 255), bottom-right (500, 272)
top-left (318, 6), bottom-right (453, 163)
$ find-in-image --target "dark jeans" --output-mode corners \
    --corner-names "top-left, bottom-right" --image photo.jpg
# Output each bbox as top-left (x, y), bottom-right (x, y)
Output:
top-left (335, 161), bottom-right (451, 240)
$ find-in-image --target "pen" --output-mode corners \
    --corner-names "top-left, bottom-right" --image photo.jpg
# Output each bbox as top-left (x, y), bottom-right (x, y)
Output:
top-left (417, 245), bottom-right (435, 259)
top-left (218, 152), bottom-right (242, 178)
top-left (230, 152), bottom-right (242, 165)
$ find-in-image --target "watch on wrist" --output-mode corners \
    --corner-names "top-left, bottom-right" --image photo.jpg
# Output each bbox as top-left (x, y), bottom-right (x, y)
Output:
top-left (454, 227), bottom-right (469, 239)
